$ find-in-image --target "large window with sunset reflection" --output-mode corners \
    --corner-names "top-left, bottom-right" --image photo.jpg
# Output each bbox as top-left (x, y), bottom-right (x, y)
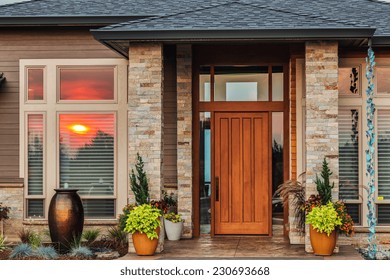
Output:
top-left (20, 58), bottom-right (128, 221)
top-left (60, 114), bottom-right (115, 218)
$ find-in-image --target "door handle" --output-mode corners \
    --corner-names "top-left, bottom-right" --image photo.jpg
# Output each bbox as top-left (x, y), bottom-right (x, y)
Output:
top-left (215, 177), bottom-right (219, 202)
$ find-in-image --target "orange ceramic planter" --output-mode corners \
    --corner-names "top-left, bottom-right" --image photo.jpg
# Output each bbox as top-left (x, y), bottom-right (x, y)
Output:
top-left (309, 225), bottom-right (337, 256)
top-left (132, 227), bottom-right (160, 256)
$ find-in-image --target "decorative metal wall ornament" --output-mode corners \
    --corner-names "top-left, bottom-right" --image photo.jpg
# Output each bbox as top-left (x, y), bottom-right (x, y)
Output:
top-left (365, 42), bottom-right (377, 259)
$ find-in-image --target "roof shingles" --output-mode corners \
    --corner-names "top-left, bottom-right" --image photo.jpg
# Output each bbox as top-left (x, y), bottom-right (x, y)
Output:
top-left (0, 0), bottom-right (389, 36)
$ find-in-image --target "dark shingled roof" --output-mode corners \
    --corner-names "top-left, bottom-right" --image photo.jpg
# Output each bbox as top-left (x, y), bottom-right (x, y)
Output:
top-left (100, 2), bottom-right (371, 31)
top-left (0, 0), bottom-right (227, 16)
top-left (0, 0), bottom-right (389, 40)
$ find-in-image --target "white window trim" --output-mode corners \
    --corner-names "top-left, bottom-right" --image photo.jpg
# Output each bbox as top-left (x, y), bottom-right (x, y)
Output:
top-left (20, 59), bottom-right (128, 221)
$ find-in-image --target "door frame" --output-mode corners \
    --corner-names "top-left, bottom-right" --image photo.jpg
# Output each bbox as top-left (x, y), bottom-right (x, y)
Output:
top-left (192, 44), bottom-right (290, 237)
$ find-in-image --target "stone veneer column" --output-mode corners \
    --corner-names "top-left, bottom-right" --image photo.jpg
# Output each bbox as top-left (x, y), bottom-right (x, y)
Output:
top-left (128, 43), bottom-right (164, 252)
top-left (176, 44), bottom-right (192, 238)
top-left (305, 41), bottom-right (339, 252)
top-left (128, 43), bottom-right (164, 202)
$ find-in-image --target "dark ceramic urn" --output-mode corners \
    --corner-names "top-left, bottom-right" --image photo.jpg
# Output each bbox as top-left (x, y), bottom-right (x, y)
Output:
top-left (48, 189), bottom-right (84, 249)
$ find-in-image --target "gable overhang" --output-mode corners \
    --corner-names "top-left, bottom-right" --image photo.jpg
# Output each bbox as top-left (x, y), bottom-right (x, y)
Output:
top-left (91, 27), bottom-right (376, 58)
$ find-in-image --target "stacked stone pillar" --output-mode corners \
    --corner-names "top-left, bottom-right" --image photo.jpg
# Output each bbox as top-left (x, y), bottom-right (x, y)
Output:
top-left (128, 43), bottom-right (164, 252)
top-left (305, 41), bottom-right (339, 252)
top-left (176, 44), bottom-right (193, 238)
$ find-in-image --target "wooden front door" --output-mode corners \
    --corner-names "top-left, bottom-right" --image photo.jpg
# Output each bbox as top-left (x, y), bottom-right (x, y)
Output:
top-left (214, 112), bottom-right (270, 235)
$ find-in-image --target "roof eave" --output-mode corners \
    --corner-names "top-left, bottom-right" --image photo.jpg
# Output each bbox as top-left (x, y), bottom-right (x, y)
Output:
top-left (372, 35), bottom-right (390, 46)
top-left (92, 28), bottom-right (376, 42)
top-left (0, 16), bottom-right (151, 26)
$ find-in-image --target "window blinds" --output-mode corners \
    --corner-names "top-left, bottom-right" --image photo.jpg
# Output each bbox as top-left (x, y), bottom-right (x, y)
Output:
top-left (59, 114), bottom-right (115, 218)
top-left (27, 114), bottom-right (44, 218)
top-left (338, 109), bottom-right (359, 200)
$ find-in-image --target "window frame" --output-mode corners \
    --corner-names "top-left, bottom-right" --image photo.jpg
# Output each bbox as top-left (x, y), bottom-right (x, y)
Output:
top-left (56, 111), bottom-right (118, 200)
top-left (20, 59), bottom-right (128, 221)
top-left (375, 66), bottom-right (390, 97)
top-left (338, 105), bottom-right (363, 225)
top-left (338, 64), bottom-right (362, 98)
top-left (338, 58), bottom-right (390, 227)
top-left (25, 66), bottom-right (47, 104)
top-left (24, 112), bottom-right (46, 219)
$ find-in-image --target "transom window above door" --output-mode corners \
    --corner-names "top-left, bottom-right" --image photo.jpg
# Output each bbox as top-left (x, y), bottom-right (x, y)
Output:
top-left (199, 65), bottom-right (284, 102)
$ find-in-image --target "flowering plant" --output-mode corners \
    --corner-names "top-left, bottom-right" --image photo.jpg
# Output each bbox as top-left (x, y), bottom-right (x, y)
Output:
top-left (0, 203), bottom-right (10, 221)
top-left (333, 201), bottom-right (354, 236)
top-left (305, 200), bottom-right (354, 236)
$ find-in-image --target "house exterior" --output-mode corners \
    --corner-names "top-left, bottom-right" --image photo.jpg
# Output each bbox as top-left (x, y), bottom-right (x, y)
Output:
top-left (1, 0), bottom-right (390, 253)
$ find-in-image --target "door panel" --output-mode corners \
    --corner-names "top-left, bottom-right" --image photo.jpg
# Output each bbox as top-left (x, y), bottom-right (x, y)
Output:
top-left (214, 112), bottom-right (269, 235)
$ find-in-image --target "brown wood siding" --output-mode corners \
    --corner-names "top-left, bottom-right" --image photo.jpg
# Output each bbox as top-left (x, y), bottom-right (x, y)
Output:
top-left (0, 27), bottom-right (121, 181)
top-left (163, 45), bottom-right (178, 187)
top-left (288, 45), bottom-right (304, 181)
top-left (290, 57), bottom-right (297, 180)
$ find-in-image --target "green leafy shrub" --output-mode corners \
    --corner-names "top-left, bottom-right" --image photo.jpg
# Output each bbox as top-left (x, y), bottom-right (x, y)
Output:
top-left (9, 243), bottom-right (33, 259)
top-left (0, 235), bottom-right (7, 252)
top-left (69, 246), bottom-right (93, 258)
top-left (28, 232), bottom-right (42, 249)
top-left (130, 153), bottom-right (150, 205)
top-left (164, 212), bottom-right (183, 223)
top-left (124, 204), bottom-right (161, 240)
top-left (306, 202), bottom-right (342, 236)
top-left (34, 246), bottom-right (58, 260)
top-left (82, 229), bottom-right (100, 246)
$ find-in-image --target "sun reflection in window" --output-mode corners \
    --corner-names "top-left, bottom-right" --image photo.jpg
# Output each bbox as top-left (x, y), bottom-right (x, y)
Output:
top-left (69, 124), bottom-right (89, 134)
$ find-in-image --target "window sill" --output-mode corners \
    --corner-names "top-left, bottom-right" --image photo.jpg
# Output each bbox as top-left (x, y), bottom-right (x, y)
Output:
top-left (23, 219), bottom-right (119, 226)
top-left (354, 226), bottom-right (390, 233)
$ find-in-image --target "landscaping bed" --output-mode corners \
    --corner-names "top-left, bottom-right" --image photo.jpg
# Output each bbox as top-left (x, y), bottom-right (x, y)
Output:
top-left (0, 240), bottom-right (128, 260)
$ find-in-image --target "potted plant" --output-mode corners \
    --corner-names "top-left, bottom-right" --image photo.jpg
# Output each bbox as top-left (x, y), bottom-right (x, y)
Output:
top-left (306, 202), bottom-right (342, 255)
top-left (164, 212), bottom-right (183, 241)
top-left (124, 203), bottom-right (161, 256)
top-left (304, 158), bottom-right (354, 255)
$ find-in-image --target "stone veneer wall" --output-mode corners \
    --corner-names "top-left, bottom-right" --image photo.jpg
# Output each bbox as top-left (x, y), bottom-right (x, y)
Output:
top-left (305, 41), bottom-right (339, 252)
top-left (0, 184), bottom-right (23, 240)
top-left (176, 44), bottom-right (193, 238)
top-left (128, 43), bottom-right (164, 252)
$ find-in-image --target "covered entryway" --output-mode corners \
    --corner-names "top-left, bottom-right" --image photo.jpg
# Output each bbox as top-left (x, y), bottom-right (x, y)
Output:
top-left (214, 112), bottom-right (269, 234)
top-left (193, 45), bottom-right (290, 237)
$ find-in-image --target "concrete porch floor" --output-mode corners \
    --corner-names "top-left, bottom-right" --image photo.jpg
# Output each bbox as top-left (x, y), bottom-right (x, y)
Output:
top-left (119, 225), bottom-right (363, 260)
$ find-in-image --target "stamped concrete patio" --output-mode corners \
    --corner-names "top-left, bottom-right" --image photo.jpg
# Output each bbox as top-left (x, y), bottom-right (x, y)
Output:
top-left (119, 225), bottom-right (363, 260)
